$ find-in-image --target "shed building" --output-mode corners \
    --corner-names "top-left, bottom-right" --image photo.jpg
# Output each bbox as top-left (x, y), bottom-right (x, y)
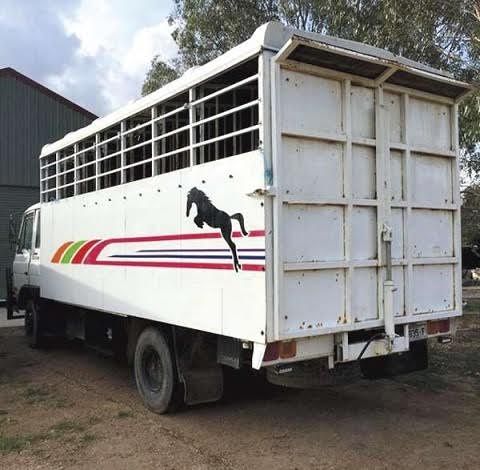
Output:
top-left (0, 67), bottom-right (96, 299)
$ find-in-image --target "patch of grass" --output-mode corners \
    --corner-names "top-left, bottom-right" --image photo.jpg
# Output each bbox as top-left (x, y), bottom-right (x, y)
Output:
top-left (0, 418), bottom-right (95, 454)
top-left (0, 435), bottom-right (30, 454)
top-left (80, 433), bottom-right (97, 445)
top-left (22, 386), bottom-right (50, 404)
top-left (87, 416), bottom-right (102, 426)
top-left (49, 419), bottom-right (85, 437)
top-left (116, 410), bottom-right (134, 419)
top-left (463, 299), bottom-right (480, 313)
top-left (0, 433), bottom-right (45, 454)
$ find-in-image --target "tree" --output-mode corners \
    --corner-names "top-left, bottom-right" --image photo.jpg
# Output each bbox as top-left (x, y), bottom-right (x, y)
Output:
top-left (143, 0), bottom-right (480, 175)
top-left (462, 184), bottom-right (480, 245)
top-left (141, 57), bottom-right (180, 96)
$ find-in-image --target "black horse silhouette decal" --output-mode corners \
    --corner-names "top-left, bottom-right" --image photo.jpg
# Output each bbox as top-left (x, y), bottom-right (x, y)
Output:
top-left (186, 187), bottom-right (248, 272)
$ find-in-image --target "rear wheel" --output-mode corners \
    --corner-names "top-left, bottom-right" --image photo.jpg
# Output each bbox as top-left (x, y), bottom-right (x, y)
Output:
top-left (134, 327), bottom-right (177, 414)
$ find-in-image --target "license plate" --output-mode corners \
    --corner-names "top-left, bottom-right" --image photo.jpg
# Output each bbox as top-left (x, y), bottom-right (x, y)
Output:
top-left (409, 323), bottom-right (427, 342)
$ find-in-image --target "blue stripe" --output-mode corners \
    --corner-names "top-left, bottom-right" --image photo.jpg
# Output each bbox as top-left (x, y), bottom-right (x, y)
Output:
top-left (110, 254), bottom-right (265, 260)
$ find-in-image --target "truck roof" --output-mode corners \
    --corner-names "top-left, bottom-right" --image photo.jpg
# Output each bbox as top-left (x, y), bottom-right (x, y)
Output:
top-left (40, 21), bottom-right (474, 158)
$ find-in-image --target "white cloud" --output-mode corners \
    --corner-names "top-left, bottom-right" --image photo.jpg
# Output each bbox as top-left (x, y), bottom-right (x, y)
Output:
top-left (0, 0), bottom-right (176, 116)
top-left (47, 0), bottom-right (177, 115)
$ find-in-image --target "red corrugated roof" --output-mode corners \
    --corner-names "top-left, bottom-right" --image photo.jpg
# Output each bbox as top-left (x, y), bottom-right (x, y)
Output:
top-left (0, 67), bottom-right (98, 120)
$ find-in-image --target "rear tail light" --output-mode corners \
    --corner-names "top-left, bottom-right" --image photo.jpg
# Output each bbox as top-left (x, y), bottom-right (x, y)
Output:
top-left (263, 341), bottom-right (297, 362)
top-left (427, 319), bottom-right (450, 335)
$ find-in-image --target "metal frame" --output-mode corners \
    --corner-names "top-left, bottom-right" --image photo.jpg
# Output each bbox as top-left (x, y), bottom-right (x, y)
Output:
top-left (269, 44), bottom-right (463, 342)
top-left (40, 64), bottom-right (261, 202)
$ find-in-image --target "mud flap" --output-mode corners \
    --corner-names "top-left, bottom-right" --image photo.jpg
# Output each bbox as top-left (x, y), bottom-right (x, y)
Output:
top-left (180, 366), bottom-right (224, 406)
top-left (172, 326), bottom-right (224, 406)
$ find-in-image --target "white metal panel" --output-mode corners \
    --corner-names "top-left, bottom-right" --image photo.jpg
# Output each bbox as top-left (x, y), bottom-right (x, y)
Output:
top-left (411, 153), bottom-right (453, 205)
top-left (271, 51), bottom-right (461, 343)
top-left (352, 145), bottom-right (376, 199)
top-left (352, 268), bottom-right (378, 321)
top-left (284, 205), bottom-right (344, 262)
top-left (282, 137), bottom-right (343, 199)
top-left (283, 269), bottom-right (345, 331)
top-left (385, 92), bottom-right (402, 143)
top-left (351, 207), bottom-right (377, 260)
top-left (392, 266), bottom-right (405, 317)
top-left (408, 98), bottom-right (451, 150)
top-left (412, 264), bottom-right (454, 313)
top-left (280, 69), bottom-right (342, 137)
top-left (411, 210), bottom-right (453, 258)
top-left (41, 151), bottom-right (267, 343)
top-left (390, 150), bottom-right (403, 202)
top-left (351, 86), bottom-right (375, 139)
top-left (391, 208), bottom-right (404, 259)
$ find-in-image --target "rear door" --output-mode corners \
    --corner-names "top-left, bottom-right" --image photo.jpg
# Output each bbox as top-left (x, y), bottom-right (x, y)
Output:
top-left (269, 38), bottom-right (461, 342)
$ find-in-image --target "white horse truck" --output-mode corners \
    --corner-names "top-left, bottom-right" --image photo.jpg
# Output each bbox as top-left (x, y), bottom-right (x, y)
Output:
top-left (8, 23), bottom-right (473, 413)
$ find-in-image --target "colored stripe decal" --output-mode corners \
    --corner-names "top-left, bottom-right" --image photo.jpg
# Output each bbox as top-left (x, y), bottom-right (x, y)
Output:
top-left (61, 240), bottom-right (87, 264)
top-left (71, 239), bottom-right (101, 264)
top-left (51, 241), bottom-right (74, 263)
top-left (109, 254), bottom-right (265, 260)
top-left (138, 248), bottom-right (265, 253)
top-left (84, 230), bottom-right (265, 265)
top-left (93, 260), bottom-right (265, 271)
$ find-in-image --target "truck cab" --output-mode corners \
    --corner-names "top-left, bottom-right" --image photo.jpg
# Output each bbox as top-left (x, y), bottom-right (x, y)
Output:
top-left (8, 203), bottom-right (41, 336)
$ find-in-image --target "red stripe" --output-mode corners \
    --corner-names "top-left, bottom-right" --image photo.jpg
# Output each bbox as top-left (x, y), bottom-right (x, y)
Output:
top-left (51, 241), bottom-right (73, 263)
top-left (91, 260), bottom-right (265, 271)
top-left (71, 239), bottom-right (101, 264)
top-left (84, 230), bottom-right (265, 265)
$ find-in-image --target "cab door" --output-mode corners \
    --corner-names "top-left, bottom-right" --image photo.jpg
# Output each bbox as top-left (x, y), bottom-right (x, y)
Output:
top-left (13, 210), bottom-right (35, 293)
top-left (29, 209), bottom-right (41, 287)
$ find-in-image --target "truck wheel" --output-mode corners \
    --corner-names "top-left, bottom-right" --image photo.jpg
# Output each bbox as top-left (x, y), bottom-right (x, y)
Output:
top-left (134, 327), bottom-right (176, 414)
top-left (25, 299), bottom-right (42, 348)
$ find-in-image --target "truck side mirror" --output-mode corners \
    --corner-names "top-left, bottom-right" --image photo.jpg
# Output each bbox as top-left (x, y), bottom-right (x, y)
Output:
top-left (8, 214), bottom-right (17, 249)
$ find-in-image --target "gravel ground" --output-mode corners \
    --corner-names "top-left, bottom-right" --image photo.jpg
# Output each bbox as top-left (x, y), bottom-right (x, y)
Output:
top-left (0, 311), bottom-right (479, 469)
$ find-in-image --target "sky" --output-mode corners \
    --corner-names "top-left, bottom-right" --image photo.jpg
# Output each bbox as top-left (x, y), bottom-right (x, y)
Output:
top-left (0, 0), bottom-right (177, 116)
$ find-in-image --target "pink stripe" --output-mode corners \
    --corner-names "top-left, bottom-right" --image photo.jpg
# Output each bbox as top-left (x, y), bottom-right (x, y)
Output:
top-left (71, 239), bottom-right (101, 264)
top-left (92, 260), bottom-right (265, 271)
top-left (84, 230), bottom-right (265, 265)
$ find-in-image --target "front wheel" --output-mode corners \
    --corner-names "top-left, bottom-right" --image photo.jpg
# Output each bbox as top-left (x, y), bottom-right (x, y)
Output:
top-left (25, 299), bottom-right (42, 348)
top-left (134, 327), bottom-right (177, 414)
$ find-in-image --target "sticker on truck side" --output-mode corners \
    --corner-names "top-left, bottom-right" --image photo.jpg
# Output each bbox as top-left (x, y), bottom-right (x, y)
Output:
top-left (50, 230), bottom-right (266, 272)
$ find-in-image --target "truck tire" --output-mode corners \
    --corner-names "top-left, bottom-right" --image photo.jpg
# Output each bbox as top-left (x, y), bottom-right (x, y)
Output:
top-left (134, 327), bottom-right (176, 414)
top-left (25, 299), bottom-right (42, 348)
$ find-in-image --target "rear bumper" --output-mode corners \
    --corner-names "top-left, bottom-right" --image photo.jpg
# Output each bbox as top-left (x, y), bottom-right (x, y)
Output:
top-left (260, 315), bottom-right (457, 369)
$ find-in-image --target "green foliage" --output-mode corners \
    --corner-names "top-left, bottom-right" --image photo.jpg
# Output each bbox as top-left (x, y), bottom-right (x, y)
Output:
top-left (141, 57), bottom-right (180, 96)
top-left (143, 0), bottom-right (480, 175)
top-left (462, 183), bottom-right (480, 245)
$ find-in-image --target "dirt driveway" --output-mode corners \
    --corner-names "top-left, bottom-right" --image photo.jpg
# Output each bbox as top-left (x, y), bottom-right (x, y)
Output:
top-left (1, 310), bottom-right (480, 469)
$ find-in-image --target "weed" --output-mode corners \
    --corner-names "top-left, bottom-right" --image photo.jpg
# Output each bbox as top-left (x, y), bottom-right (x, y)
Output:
top-left (80, 433), bottom-right (97, 445)
top-left (116, 410), bottom-right (134, 419)
top-left (0, 435), bottom-right (30, 454)
top-left (0, 433), bottom-right (45, 454)
top-left (22, 386), bottom-right (50, 404)
top-left (87, 416), bottom-right (102, 426)
top-left (49, 420), bottom-right (86, 437)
